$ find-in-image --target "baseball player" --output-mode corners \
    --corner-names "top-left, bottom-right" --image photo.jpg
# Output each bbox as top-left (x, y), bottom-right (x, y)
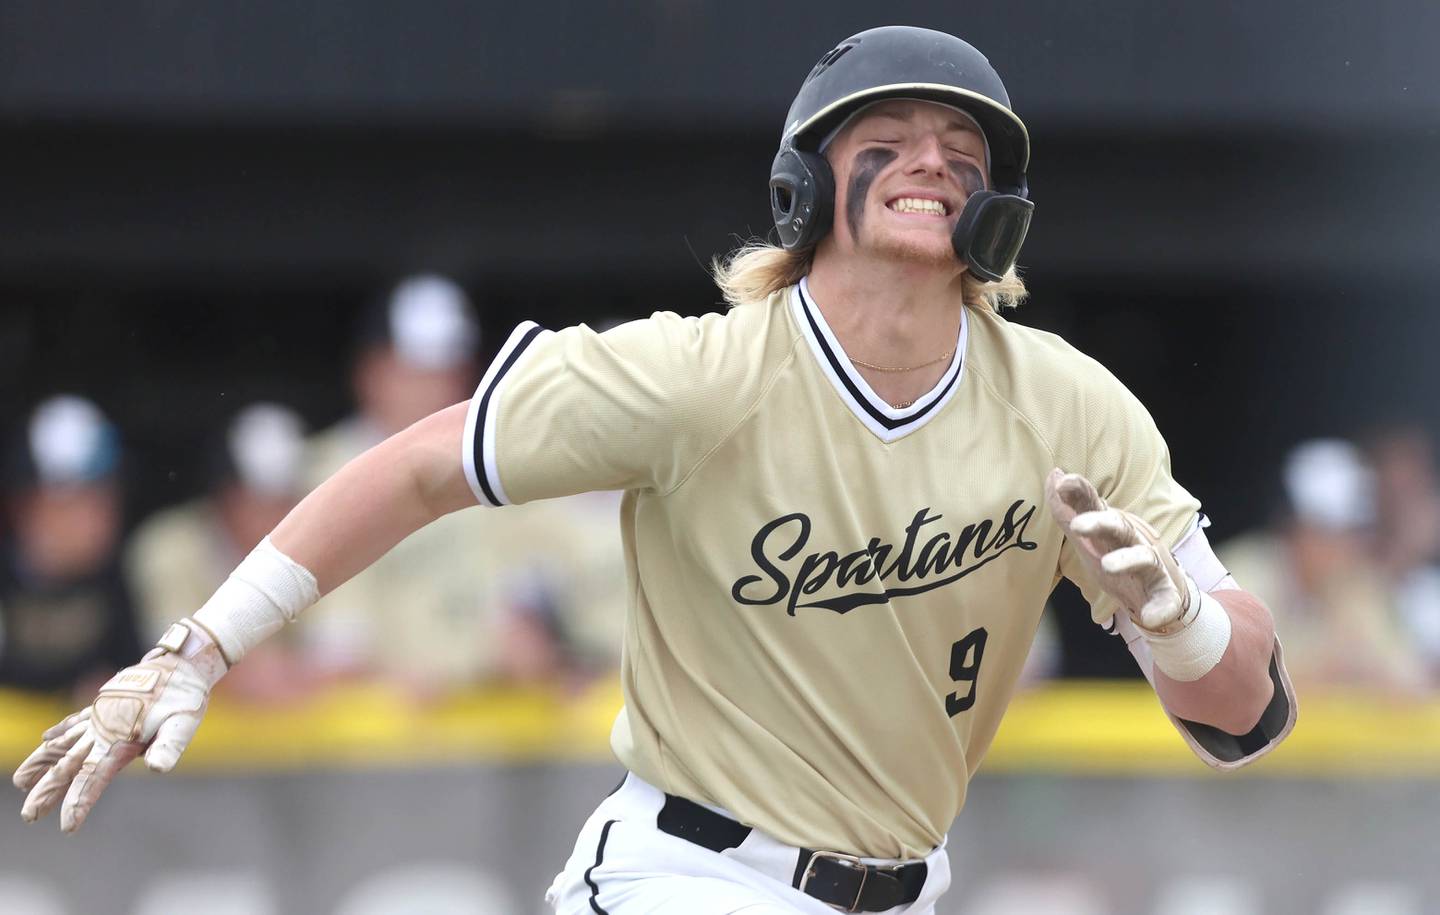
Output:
top-left (12, 26), bottom-right (1294, 914)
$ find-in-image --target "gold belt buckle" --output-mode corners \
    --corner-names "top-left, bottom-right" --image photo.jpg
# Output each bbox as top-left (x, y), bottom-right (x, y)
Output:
top-left (798, 849), bottom-right (869, 912)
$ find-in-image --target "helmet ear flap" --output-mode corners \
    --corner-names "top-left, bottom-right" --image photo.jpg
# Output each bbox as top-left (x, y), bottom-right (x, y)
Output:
top-left (770, 147), bottom-right (835, 250)
top-left (950, 191), bottom-right (1034, 282)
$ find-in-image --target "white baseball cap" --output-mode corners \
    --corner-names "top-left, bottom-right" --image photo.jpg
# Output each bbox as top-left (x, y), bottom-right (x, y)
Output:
top-left (226, 403), bottom-right (307, 497)
top-left (25, 395), bottom-right (119, 485)
top-left (1282, 439), bottom-right (1375, 530)
top-left (385, 274), bottom-right (480, 370)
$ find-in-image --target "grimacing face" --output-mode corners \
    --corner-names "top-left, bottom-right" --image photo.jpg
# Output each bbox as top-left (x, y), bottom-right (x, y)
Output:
top-left (823, 99), bottom-right (989, 266)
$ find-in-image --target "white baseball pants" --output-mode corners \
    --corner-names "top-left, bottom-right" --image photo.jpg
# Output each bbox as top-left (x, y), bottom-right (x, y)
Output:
top-left (546, 773), bottom-right (950, 914)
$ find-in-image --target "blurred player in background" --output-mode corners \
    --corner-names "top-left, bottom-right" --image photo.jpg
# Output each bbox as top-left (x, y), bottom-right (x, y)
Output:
top-left (1365, 423), bottom-right (1440, 678)
top-left (498, 488), bottom-right (630, 686)
top-left (301, 273), bottom-right (624, 694)
top-left (13, 27), bottom-right (1292, 914)
top-left (1219, 439), bottom-right (1431, 694)
top-left (305, 273), bottom-right (481, 483)
top-left (0, 396), bottom-right (141, 698)
top-left (125, 402), bottom-right (315, 702)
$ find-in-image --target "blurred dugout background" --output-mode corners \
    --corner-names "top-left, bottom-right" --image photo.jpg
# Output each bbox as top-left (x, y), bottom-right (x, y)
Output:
top-left (2, 1), bottom-right (1440, 913)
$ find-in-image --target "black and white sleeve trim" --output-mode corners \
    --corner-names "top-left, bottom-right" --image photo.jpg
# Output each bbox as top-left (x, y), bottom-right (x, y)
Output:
top-left (461, 321), bottom-right (551, 507)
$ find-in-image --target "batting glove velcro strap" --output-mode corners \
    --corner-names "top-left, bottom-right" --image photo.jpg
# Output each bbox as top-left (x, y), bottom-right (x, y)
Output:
top-left (12, 619), bottom-right (227, 833)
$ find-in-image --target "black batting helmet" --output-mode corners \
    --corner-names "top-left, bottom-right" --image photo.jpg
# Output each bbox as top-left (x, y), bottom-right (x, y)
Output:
top-left (769, 26), bottom-right (1033, 282)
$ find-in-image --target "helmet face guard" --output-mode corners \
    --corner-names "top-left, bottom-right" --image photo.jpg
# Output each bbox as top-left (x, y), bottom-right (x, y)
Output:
top-left (770, 27), bottom-right (1033, 280)
top-left (950, 191), bottom-right (1034, 283)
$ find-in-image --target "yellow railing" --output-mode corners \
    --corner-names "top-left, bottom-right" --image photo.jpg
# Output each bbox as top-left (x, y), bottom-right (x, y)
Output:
top-left (1, 681), bottom-right (1436, 776)
top-left (981, 681), bottom-right (1440, 777)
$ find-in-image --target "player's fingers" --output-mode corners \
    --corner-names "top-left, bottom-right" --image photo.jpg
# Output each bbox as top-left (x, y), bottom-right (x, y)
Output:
top-left (1140, 590), bottom-right (1184, 632)
top-left (1089, 600), bottom-right (1119, 627)
top-left (1061, 528), bottom-right (1109, 567)
top-left (1100, 544), bottom-right (1162, 577)
top-left (1069, 509), bottom-right (1136, 543)
top-left (20, 734), bottom-right (93, 823)
top-left (41, 708), bottom-right (91, 742)
top-left (1043, 468), bottom-right (1075, 523)
top-left (1044, 468), bottom-right (1092, 527)
top-left (13, 719), bottom-right (90, 792)
top-left (1053, 471), bottom-right (1106, 516)
top-left (61, 740), bottom-right (141, 834)
top-left (144, 714), bottom-right (202, 774)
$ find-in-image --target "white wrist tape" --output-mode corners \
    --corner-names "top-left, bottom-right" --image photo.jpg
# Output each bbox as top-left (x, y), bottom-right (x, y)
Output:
top-left (1144, 578), bottom-right (1232, 682)
top-left (192, 537), bottom-right (320, 665)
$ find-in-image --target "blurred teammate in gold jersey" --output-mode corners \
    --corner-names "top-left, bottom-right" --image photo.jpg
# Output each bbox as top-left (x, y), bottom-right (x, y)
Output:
top-left (15, 25), bottom-right (1292, 915)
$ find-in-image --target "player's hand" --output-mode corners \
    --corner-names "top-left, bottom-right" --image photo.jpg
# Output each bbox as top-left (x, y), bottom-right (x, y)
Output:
top-left (1045, 468), bottom-right (1198, 633)
top-left (12, 620), bottom-right (228, 832)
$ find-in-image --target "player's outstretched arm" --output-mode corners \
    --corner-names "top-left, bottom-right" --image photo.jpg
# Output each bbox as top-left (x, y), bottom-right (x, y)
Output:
top-left (268, 401), bottom-right (477, 594)
top-left (13, 402), bottom-right (476, 832)
top-left (1046, 469), bottom-right (1275, 736)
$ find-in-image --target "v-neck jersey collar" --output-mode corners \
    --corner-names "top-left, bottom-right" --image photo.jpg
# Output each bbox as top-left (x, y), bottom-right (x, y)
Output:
top-left (791, 277), bottom-right (968, 442)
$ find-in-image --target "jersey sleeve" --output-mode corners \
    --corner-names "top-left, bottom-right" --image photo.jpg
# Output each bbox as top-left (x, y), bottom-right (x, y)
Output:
top-left (461, 312), bottom-right (751, 507)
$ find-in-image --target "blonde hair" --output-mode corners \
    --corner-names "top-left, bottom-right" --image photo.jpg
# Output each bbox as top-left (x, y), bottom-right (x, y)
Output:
top-left (711, 240), bottom-right (1027, 313)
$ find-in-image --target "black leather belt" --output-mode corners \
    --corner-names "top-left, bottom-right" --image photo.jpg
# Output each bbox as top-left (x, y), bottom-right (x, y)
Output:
top-left (656, 793), bottom-right (927, 912)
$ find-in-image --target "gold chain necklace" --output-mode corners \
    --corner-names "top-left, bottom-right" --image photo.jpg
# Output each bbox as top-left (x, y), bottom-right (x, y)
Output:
top-left (852, 350), bottom-right (952, 407)
top-left (851, 351), bottom-right (953, 409)
top-left (849, 350), bottom-right (953, 373)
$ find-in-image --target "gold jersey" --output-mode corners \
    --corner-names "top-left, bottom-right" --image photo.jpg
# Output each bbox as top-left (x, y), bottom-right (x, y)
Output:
top-left (462, 279), bottom-right (1202, 858)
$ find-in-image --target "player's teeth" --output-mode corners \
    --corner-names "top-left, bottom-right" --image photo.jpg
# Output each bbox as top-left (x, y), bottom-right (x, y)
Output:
top-left (889, 197), bottom-right (946, 215)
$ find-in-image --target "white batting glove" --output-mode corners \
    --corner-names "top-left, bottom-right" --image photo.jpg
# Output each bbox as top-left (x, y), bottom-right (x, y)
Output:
top-left (1045, 468), bottom-right (1199, 634)
top-left (12, 620), bottom-right (228, 832)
